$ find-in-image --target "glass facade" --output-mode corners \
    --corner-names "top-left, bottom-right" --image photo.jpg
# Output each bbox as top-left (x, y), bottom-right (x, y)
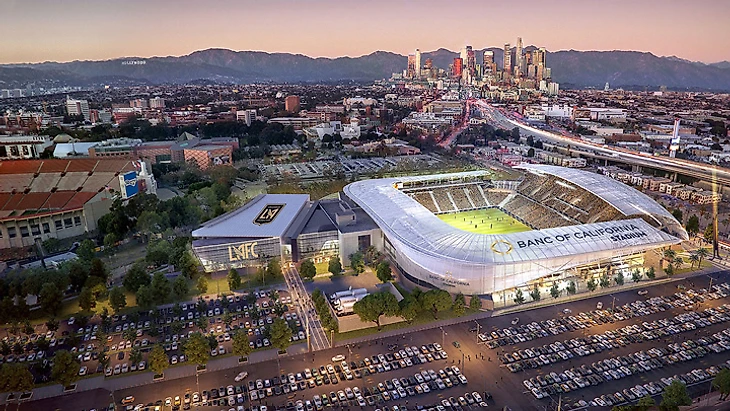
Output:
top-left (194, 237), bottom-right (282, 272)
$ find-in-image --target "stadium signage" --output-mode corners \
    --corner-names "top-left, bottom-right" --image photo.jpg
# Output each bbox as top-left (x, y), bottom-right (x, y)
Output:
top-left (428, 272), bottom-right (470, 287)
top-left (514, 223), bottom-right (648, 250)
top-left (254, 204), bottom-right (285, 225)
top-left (228, 242), bottom-right (259, 261)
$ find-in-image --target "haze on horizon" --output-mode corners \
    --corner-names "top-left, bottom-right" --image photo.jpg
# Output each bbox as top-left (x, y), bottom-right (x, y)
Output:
top-left (2, 0), bottom-right (728, 65)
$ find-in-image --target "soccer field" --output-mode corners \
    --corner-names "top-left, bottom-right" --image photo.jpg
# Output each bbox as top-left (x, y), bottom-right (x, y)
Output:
top-left (437, 208), bottom-right (532, 235)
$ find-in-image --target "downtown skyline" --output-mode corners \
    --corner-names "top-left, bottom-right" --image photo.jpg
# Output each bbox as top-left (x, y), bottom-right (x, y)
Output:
top-left (2, 0), bottom-right (729, 65)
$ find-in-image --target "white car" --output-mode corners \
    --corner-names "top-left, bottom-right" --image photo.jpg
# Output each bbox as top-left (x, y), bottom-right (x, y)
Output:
top-left (79, 366), bottom-right (87, 376)
top-left (331, 354), bottom-right (346, 362)
top-left (511, 318), bottom-right (520, 325)
top-left (235, 371), bottom-right (249, 382)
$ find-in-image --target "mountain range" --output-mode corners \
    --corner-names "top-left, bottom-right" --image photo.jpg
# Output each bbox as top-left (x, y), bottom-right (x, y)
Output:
top-left (1, 47), bottom-right (730, 91)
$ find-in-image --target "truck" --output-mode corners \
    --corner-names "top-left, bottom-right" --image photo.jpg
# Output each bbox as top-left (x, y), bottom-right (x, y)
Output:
top-left (337, 300), bottom-right (358, 315)
top-left (330, 288), bottom-right (368, 301)
top-left (334, 294), bottom-right (366, 308)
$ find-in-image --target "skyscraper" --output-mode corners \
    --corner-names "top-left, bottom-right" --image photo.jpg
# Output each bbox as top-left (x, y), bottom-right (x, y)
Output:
top-left (452, 58), bottom-right (463, 78)
top-left (515, 37), bottom-right (523, 76)
top-left (483, 50), bottom-right (495, 74)
top-left (466, 46), bottom-right (476, 77)
top-left (503, 44), bottom-right (512, 74)
top-left (407, 54), bottom-right (416, 79)
top-left (414, 49), bottom-right (421, 79)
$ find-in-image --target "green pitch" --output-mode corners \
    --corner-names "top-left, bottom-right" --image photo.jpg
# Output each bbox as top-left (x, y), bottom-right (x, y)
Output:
top-left (438, 208), bottom-right (532, 235)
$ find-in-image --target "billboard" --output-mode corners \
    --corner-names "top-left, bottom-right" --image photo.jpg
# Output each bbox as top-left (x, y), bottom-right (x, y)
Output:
top-left (119, 171), bottom-right (139, 199)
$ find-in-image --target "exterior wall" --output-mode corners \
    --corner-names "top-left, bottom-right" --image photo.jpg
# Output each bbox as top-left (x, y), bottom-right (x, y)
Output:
top-left (0, 209), bottom-right (86, 249)
top-left (193, 237), bottom-right (282, 272)
top-left (293, 231), bottom-right (339, 263)
top-left (183, 146), bottom-right (232, 170)
top-left (136, 146), bottom-right (174, 164)
top-left (338, 228), bottom-right (383, 267)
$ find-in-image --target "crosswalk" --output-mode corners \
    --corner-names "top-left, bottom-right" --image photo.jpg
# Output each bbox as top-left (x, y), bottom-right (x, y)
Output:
top-left (283, 266), bottom-right (331, 351)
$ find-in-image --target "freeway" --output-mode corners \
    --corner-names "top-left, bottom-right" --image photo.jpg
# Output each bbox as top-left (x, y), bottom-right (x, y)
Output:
top-left (474, 100), bottom-right (730, 187)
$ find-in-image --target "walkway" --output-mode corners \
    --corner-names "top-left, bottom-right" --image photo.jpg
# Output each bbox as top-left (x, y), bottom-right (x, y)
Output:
top-left (283, 266), bottom-right (330, 351)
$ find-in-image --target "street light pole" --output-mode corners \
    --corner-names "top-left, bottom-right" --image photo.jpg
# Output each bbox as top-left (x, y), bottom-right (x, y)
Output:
top-left (611, 295), bottom-right (616, 313)
top-left (439, 327), bottom-right (446, 348)
top-left (475, 321), bottom-right (480, 344)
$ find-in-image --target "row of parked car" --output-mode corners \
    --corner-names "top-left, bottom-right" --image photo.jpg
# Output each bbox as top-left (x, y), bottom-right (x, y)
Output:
top-left (480, 282), bottom-right (730, 350)
top-left (523, 325), bottom-right (730, 402)
top-left (500, 302), bottom-right (730, 372)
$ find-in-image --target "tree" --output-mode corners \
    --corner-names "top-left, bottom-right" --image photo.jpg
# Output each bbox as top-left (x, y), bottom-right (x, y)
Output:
top-left (530, 284), bottom-right (541, 301)
top-left (179, 252), bottom-right (200, 279)
top-left (328, 257), bottom-right (342, 276)
top-left (599, 274), bottom-right (611, 289)
top-left (697, 247), bottom-right (709, 266)
top-left (78, 286), bottom-right (96, 312)
top-left (108, 287), bottom-right (127, 313)
top-left (660, 380), bottom-right (691, 410)
top-left (550, 284), bottom-right (560, 299)
top-left (129, 347), bottom-right (143, 366)
top-left (67, 261), bottom-right (89, 293)
top-left (419, 289), bottom-right (452, 319)
top-left (231, 331), bottom-right (251, 360)
top-left (704, 224), bottom-right (715, 243)
top-left (662, 248), bottom-right (677, 269)
top-left (647, 266), bottom-right (656, 279)
top-left (631, 269), bottom-right (643, 283)
top-left (196, 276), bottom-right (208, 294)
top-left (51, 350), bottom-right (80, 387)
top-left (76, 239), bottom-right (95, 261)
top-left (470, 294), bottom-right (481, 310)
top-left (673, 256), bottom-right (684, 272)
top-left (266, 258), bottom-right (282, 280)
top-left (172, 275), bottom-right (188, 300)
top-left (0, 363), bottom-right (34, 397)
top-left (89, 258), bottom-right (108, 282)
top-left (566, 281), bottom-right (577, 295)
top-left (123, 328), bottom-right (137, 344)
top-left (150, 272), bottom-right (171, 304)
top-left (349, 251), bottom-right (365, 275)
top-left (45, 318), bottom-right (59, 332)
top-left (636, 395), bottom-right (655, 411)
top-left (452, 293), bottom-right (466, 316)
top-left (587, 278), bottom-right (597, 292)
top-left (686, 215), bottom-right (700, 237)
top-left (353, 292), bottom-right (400, 329)
top-left (184, 333), bottom-right (210, 367)
top-left (123, 263), bottom-right (150, 293)
top-left (614, 271), bottom-right (625, 286)
top-left (399, 296), bottom-right (421, 324)
top-left (39, 282), bottom-right (63, 316)
top-left (227, 268), bottom-right (242, 290)
top-left (376, 261), bottom-right (393, 283)
top-left (688, 252), bottom-right (700, 269)
top-left (135, 285), bottom-right (155, 310)
top-left (269, 318), bottom-right (293, 351)
top-left (148, 344), bottom-right (169, 376)
top-left (713, 368), bottom-right (730, 400)
top-left (299, 260), bottom-right (316, 281)
top-left (514, 289), bottom-right (525, 304)
top-left (363, 246), bottom-right (381, 268)
top-left (671, 208), bottom-right (683, 223)
top-left (223, 311), bottom-right (233, 328)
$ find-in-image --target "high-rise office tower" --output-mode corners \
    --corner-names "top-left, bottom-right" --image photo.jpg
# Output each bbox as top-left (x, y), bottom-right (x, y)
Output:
top-left (515, 37), bottom-right (523, 76)
top-left (460, 46), bottom-right (468, 63)
top-left (407, 54), bottom-right (416, 79)
top-left (483, 50), bottom-right (495, 74)
top-left (66, 96), bottom-right (90, 120)
top-left (285, 95), bottom-right (300, 113)
top-left (466, 46), bottom-right (476, 76)
top-left (414, 49), bottom-right (421, 79)
top-left (452, 58), bottom-right (463, 77)
top-left (503, 44), bottom-right (512, 74)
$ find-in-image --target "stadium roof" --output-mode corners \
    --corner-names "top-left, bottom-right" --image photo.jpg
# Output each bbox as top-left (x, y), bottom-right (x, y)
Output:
top-left (344, 171), bottom-right (684, 265)
top-left (192, 194), bottom-right (310, 239)
top-left (515, 164), bottom-right (687, 239)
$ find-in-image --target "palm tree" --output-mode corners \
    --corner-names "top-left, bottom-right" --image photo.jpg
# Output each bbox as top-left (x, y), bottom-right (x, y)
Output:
top-left (688, 253), bottom-right (699, 269)
top-left (696, 247), bottom-right (709, 266)
top-left (662, 248), bottom-right (676, 269)
top-left (673, 256), bottom-right (684, 272)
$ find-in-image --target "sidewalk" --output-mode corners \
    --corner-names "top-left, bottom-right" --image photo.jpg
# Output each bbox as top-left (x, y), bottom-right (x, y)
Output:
top-left (334, 310), bottom-right (493, 347)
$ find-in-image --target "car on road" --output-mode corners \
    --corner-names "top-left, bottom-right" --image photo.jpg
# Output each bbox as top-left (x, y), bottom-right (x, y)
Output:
top-left (596, 302), bottom-right (604, 309)
top-left (638, 290), bottom-right (649, 295)
top-left (121, 396), bottom-right (135, 405)
top-left (512, 317), bottom-right (520, 325)
top-left (235, 371), bottom-right (248, 382)
top-left (452, 341), bottom-right (460, 348)
top-left (331, 354), bottom-right (345, 362)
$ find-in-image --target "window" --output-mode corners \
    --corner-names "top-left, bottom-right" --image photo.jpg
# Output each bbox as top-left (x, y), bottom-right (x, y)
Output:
top-left (7, 227), bottom-right (16, 238)
top-left (63, 218), bottom-right (73, 228)
top-left (54, 220), bottom-right (63, 230)
top-left (74, 216), bottom-right (82, 226)
top-left (357, 234), bottom-right (371, 251)
top-left (30, 225), bottom-right (41, 236)
top-left (20, 226), bottom-right (29, 238)
top-left (42, 223), bottom-right (50, 234)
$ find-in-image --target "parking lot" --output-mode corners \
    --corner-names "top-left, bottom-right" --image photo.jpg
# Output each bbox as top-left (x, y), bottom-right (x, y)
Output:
top-left (19, 270), bottom-right (730, 411)
top-left (2, 288), bottom-right (303, 384)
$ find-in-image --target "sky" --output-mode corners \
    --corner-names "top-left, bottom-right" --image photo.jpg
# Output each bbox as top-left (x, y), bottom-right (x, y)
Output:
top-left (2, 0), bottom-right (729, 64)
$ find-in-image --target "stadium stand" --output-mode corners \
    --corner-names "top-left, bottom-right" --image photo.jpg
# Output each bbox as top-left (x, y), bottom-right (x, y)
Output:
top-left (484, 190), bottom-right (510, 207)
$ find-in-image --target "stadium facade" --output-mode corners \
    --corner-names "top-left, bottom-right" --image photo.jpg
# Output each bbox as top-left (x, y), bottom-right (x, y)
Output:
top-left (193, 164), bottom-right (687, 297)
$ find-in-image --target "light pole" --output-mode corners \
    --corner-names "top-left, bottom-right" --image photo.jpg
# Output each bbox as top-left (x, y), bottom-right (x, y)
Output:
top-left (610, 295), bottom-right (617, 313)
top-left (474, 321), bottom-right (480, 344)
top-left (439, 327), bottom-right (446, 348)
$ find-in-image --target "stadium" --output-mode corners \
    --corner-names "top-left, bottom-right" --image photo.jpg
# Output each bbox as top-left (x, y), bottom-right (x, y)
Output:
top-left (193, 163), bottom-right (688, 301)
top-left (343, 163), bottom-right (688, 299)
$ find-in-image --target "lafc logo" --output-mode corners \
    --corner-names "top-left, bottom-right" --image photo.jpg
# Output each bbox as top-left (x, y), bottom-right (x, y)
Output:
top-left (229, 242), bottom-right (259, 262)
top-left (490, 239), bottom-right (513, 255)
top-left (254, 204), bottom-right (284, 225)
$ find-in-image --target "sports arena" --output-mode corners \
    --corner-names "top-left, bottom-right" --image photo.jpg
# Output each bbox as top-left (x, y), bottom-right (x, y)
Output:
top-left (343, 163), bottom-right (688, 297)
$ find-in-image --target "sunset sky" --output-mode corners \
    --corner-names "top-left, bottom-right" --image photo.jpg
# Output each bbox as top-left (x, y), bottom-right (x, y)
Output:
top-left (2, 0), bottom-right (728, 64)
